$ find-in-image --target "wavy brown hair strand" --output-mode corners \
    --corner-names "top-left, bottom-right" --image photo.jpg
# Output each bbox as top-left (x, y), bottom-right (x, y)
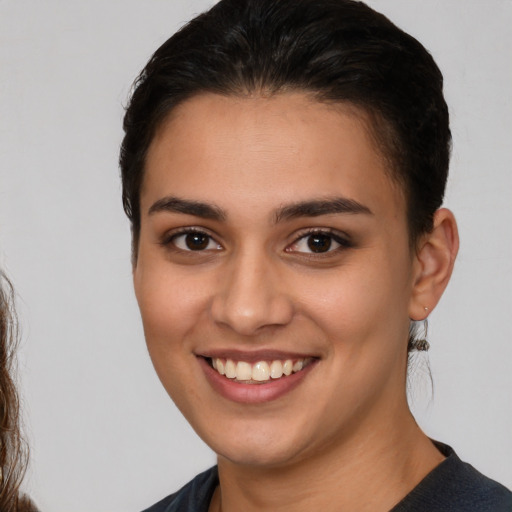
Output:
top-left (0, 272), bottom-right (33, 512)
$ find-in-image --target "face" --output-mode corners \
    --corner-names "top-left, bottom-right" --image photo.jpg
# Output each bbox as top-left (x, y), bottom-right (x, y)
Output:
top-left (134, 93), bottom-right (419, 468)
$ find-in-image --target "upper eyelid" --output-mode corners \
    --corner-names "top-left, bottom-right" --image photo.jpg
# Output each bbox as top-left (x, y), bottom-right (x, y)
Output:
top-left (290, 227), bottom-right (351, 242)
top-left (163, 225), bottom-right (219, 238)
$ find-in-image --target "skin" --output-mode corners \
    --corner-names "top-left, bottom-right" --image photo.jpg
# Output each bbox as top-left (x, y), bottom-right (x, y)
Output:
top-left (134, 93), bottom-right (459, 511)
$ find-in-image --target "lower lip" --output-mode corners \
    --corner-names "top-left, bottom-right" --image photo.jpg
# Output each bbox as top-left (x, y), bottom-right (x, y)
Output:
top-left (199, 357), bottom-right (317, 404)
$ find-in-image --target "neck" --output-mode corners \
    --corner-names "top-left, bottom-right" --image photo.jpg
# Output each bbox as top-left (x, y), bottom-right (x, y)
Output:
top-left (210, 406), bottom-right (444, 512)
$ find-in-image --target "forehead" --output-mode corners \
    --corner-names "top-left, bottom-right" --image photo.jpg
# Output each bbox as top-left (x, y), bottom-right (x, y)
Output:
top-left (143, 92), bottom-right (404, 220)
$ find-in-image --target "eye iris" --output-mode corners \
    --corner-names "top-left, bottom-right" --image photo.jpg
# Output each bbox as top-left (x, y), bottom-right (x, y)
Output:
top-left (307, 234), bottom-right (332, 253)
top-left (185, 233), bottom-right (209, 250)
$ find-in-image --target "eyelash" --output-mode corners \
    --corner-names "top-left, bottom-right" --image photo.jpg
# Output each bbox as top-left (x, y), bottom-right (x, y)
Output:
top-left (286, 228), bottom-right (352, 257)
top-left (160, 227), bottom-right (352, 256)
top-left (161, 227), bottom-right (222, 253)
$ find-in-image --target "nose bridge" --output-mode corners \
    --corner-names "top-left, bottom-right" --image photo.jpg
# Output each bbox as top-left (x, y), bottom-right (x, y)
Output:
top-left (211, 244), bottom-right (293, 335)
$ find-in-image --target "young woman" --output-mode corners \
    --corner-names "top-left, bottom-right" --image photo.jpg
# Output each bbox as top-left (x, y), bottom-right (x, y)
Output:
top-left (119, 0), bottom-right (512, 510)
top-left (0, 272), bottom-right (38, 512)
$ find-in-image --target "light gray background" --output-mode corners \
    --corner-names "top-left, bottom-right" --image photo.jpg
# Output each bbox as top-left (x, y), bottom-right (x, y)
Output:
top-left (0, 1), bottom-right (511, 510)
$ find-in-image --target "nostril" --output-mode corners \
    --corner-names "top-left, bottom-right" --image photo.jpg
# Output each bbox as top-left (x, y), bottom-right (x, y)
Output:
top-left (210, 263), bottom-right (294, 335)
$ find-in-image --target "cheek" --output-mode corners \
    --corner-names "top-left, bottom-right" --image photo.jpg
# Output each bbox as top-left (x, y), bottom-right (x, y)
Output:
top-left (300, 255), bottom-right (412, 353)
top-left (134, 266), bottom-right (213, 408)
top-left (134, 262), bottom-right (211, 352)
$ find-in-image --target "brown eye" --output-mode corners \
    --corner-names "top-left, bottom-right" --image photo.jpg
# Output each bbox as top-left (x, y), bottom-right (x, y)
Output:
top-left (286, 230), bottom-right (350, 255)
top-left (185, 233), bottom-right (209, 250)
top-left (307, 234), bottom-right (332, 253)
top-left (170, 231), bottom-right (222, 252)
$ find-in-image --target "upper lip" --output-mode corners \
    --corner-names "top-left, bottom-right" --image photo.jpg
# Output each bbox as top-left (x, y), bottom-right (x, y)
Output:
top-left (197, 349), bottom-right (319, 362)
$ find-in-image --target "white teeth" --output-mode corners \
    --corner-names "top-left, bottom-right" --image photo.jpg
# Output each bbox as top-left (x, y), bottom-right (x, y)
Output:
top-left (211, 357), bottom-right (310, 382)
top-left (270, 360), bottom-right (283, 379)
top-left (225, 359), bottom-right (236, 379)
top-left (236, 361), bottom-right (252, 380)
top-left (252, 361), bottom-right (270, 381)
top-left (292, 360), bottom-right (304, 372)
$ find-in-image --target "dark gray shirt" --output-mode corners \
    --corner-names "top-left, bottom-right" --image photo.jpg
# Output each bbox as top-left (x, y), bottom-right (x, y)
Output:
top-left (143, 443), bottom-right (512, 511)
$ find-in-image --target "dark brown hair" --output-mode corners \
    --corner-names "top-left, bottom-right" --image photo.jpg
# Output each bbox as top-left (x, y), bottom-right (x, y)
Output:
top-left (120, 0), bottom-right (451, 260)
top-left (0, 272), bottom-right (37, 512)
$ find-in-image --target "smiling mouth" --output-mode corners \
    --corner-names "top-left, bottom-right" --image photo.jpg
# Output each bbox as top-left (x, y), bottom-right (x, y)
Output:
top-left (206, 357), bottom-right (315, 383)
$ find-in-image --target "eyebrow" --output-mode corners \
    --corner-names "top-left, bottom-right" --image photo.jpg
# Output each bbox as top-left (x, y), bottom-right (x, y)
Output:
top-left (147, 195), bottom-right (372, 223)
top-left (148, 196), bottom-right (227, 221)
top-left (273, 197), bottom-right (372, 223)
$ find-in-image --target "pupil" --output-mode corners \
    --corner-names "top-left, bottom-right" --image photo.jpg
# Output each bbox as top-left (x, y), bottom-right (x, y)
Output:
top-left (185, 233), bottom-right (209, 250)
top-left (307, 234), bottom-right (332, 253)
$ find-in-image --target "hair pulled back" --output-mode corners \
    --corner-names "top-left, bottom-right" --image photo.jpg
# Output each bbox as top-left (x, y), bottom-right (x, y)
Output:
top-left (120, 0), bottom-right (451, 259)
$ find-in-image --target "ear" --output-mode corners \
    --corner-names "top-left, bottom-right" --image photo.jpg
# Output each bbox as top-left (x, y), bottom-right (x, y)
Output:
top-left (408, 208), bottom-right (459, 320)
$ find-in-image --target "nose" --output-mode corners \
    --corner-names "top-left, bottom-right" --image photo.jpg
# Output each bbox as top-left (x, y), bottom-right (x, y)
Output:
top-left (210, 249), bottom-right (294, 336)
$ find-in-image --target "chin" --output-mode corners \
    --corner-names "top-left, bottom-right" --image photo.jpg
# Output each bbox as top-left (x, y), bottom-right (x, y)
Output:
top-left (202, 422), bottom-right (315, 469)
top-left (217, 443), bottom-right (301, 468)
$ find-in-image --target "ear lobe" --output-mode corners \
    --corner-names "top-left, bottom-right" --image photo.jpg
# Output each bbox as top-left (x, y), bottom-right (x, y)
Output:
top-left (408, 208), bottom-right (459, 320)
